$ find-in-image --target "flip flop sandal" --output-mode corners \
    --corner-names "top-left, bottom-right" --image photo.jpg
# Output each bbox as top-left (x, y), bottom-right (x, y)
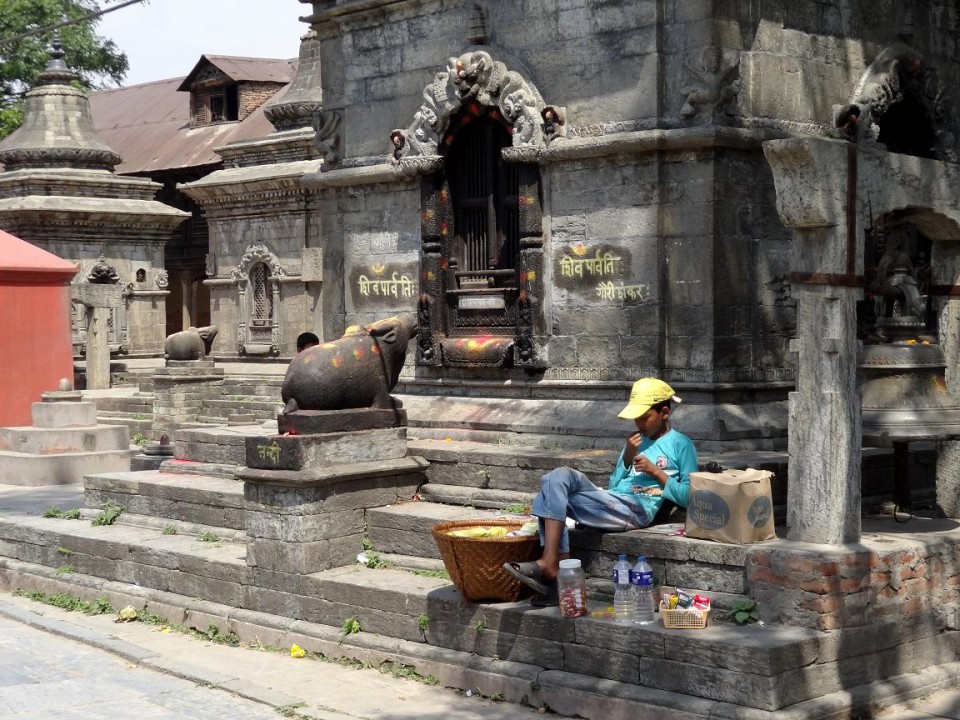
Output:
top-left (502, 561), bottom-right (549, 596)
top-left (530, 581), bottom-right (559, 607)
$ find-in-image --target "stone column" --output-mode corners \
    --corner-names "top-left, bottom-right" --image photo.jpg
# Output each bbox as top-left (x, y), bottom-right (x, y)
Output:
top-left (787, 280), bottom-right (861, 544)
top-left (763, 138), bottom-right (863, 545)
top-left (72, 283), bottom-right (124, 391)
top-left (181, 276), bottom-right (192, 331)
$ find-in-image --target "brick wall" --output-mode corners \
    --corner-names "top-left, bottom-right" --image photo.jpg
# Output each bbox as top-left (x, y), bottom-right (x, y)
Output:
top-left (747, 539), bottom-right (960, 631)
top-left (239, 82), bottom-right (284, 121)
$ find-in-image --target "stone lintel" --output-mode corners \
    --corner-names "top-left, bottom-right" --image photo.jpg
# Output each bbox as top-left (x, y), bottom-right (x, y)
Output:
top-left (237, 455), bottom-right (428, 488)
top-left (244, 427), bottom-right (409, 470)
top-left (71, 282), bottom-right (124, 308)
top-left (278, 408), bottom-right (407, 435)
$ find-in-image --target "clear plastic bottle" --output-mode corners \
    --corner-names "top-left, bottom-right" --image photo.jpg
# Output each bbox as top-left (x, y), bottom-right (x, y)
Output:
top-left (556, 558), bottom-right (588, 618)
top-left (612, 554), bottom-right (634, 622)
top-left (631, 555), bottom-right (655, 625)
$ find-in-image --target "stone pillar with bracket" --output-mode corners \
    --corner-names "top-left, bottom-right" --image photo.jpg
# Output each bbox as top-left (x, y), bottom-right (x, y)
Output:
top-left (763, 138), bottom-right (863, 545)
top-left (71, 283), bottom-right (125, 391)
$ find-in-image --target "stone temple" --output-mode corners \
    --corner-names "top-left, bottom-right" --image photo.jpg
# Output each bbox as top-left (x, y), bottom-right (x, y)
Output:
top-left (1, 2), bottom-right (960, 718)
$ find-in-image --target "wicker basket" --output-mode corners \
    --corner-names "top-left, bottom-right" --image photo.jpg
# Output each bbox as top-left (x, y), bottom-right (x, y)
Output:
top-left (660, 601), bottom-right (710, 629)
top-left (431, 519), bottom-right (541, 602)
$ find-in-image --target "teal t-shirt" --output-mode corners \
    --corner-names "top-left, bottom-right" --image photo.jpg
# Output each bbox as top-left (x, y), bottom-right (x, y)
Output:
top-left (607, 429), bottom-right (698, 521)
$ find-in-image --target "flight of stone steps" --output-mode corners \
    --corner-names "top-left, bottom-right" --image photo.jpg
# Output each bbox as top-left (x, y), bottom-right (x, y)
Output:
top-left (0, 422), bottom-right (954, 718)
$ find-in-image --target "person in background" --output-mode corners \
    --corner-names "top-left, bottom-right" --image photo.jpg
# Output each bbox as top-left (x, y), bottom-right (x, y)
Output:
top-left (296, 332), bottom-right (320, 353)
top-left (503, 378), bottom-right (698, 605)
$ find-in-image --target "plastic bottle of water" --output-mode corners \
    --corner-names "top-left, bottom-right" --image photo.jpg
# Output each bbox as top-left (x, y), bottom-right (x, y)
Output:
top-left (612, 554), bottom-right (634, 623)
top-left (632, 555), bottom-right (655, 625)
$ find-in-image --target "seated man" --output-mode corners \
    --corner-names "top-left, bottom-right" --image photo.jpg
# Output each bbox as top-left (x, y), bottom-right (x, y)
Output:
top-left (296, 332), bottom-right (320, 353)
top-left (503, 378), bottom-right (698, 603)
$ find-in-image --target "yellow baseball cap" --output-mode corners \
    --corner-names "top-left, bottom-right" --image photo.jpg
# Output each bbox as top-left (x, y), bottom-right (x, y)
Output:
top-left (617, 378), bottom-right (681, 419)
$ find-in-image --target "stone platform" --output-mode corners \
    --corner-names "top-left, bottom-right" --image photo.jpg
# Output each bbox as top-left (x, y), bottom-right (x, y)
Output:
top-left (0, 397), bottom-right (132, 486)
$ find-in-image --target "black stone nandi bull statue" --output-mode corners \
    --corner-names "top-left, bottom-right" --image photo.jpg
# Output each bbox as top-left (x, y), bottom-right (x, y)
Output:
top-left (281, 313), bottom-right (416, 414)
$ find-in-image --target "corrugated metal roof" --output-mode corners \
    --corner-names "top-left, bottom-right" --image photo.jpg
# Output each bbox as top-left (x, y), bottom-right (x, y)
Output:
top-left (177, 55), bottom-right (294, 91)
top-left (88, 73), bottom-right (289, 175)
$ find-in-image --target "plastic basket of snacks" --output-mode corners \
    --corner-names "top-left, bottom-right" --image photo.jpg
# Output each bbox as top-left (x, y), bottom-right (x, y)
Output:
top-left (660, 588), bottom-right (711, 629)
top-left (431, 519), bottom-right (540, 602)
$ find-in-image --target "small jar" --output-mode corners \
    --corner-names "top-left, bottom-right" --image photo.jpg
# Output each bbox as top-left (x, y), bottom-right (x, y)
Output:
top-left (556, 558), bottom-right (588, 618)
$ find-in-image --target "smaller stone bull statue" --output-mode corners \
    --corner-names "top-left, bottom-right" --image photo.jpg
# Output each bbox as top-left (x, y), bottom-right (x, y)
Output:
top-left (281, 313), bottom-right (416, 413)
top-left (164, 325), bottom-right (218, 361)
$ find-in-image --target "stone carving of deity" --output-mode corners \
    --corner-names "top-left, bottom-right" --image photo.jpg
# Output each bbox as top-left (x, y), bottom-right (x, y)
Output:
top-left (680, 46), bottom-right (742, 118)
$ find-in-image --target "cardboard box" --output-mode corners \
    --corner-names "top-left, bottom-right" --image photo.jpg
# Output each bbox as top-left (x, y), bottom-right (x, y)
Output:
top-left (685, 469), bottom-right (775, 544)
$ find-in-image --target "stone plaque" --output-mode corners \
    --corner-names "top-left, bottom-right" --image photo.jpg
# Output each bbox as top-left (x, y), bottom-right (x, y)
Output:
top-left (302, 247), bottom-right (324, 283)
top-left (458, 295), bottom-right (506, 310)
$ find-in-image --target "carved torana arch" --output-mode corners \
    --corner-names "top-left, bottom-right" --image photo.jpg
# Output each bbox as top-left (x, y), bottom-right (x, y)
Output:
top-left (390, 50), bottom-right (561, 160)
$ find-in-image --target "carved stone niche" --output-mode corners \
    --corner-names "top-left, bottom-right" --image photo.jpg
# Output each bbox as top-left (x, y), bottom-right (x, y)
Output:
top-left (230, 244), bottom-right (288, 356)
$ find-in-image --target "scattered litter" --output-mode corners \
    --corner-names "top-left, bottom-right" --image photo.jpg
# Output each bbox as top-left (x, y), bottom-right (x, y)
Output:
top-left (465, 690), bottom-right (473, 697)
top-left (357, 552), bottom-right (370, 564)
top-left (290, 643), bottom-right (306, 658)
top-left (115, 605), bottom-right (138, 622)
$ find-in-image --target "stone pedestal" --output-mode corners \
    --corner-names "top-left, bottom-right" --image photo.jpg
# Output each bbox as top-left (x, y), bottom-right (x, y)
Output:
top-left (151, 360), bottom-right (225, 430)
top-left (238, 415), bottom-right (426, 586)
top-left (0, 395), bottom-right (131, 486)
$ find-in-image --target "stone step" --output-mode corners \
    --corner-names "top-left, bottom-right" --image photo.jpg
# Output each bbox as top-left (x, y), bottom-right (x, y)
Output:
top-left (112, 513), bottom-right (247, 543)
top-left (367, 502), bottom-right (516, 560)
top-left (158, 460), bottom-right (240, 479)
top-left (419, 483), bottom-right (535, 509)
top-left (409, 439), bottom-right (937, 513)
top-left (84, 470), bottom-right (245, 530)
top-left (1, 543), bottom-right (954, 718)
top-left (172, 425), bottom-right (276, 466)
top-left (0, 425), bottom-right (129, 454)
top-left (366, 500), bottom-right (753, 598)
top-left (0, 449), bottom-right (133, 487)
top-left (89, 395), bottom-right (155, 414)
top-left (202, 398), bottom-right (283, 412)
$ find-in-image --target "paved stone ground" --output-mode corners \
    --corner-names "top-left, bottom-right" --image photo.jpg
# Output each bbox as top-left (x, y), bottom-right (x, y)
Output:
top-left (0, 591), bottom-right (547, 720)
top-left (879, 694), bottom-right (960, 719)
top-left (0, 615), bottom-right (282, 720)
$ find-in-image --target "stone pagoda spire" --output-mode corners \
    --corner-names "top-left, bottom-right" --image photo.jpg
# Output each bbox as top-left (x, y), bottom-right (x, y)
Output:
top-left (263, 29), bottom-right (323, 132)
top-left (0, 35), bottom-right (121, 171)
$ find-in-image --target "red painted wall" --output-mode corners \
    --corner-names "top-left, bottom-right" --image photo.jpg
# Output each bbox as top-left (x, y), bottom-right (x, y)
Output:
top-left (0, 231), bottom-right (78, 427)
top-left (0, 280), bottom-right (76, 426)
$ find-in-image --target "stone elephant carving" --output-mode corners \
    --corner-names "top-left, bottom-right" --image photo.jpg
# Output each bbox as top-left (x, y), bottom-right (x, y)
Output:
top-left (164, 326), bottom-right (218, 361)
top-left (281, 313), bottom-right (416, 413)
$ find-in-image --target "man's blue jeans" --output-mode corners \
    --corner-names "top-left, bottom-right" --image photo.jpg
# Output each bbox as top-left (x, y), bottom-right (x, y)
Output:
top-left (530, 466), bottom-right (650, 553)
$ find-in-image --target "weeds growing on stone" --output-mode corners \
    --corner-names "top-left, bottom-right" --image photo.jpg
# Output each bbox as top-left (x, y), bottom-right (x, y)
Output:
top-left (407, 568), bottom-right (449, 580)
top-left (340, 616), bottom-right (361, 637)
top-left (501, 502), bottom-right (532, 514)
top-left (56, 547), bottom-right (73, 556)
top-left (13, 588), bottom-right (114, 615)
top-left (162, 525), bottom-right (177, 535)
top-left (41, 506), bottom-right (81, 520)
top-left (198, 531), bottom-right (220, 543)
top-left (55, 564), bottom-right (74, 575)
top-left (91, 501), bottom-right (123, 526)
